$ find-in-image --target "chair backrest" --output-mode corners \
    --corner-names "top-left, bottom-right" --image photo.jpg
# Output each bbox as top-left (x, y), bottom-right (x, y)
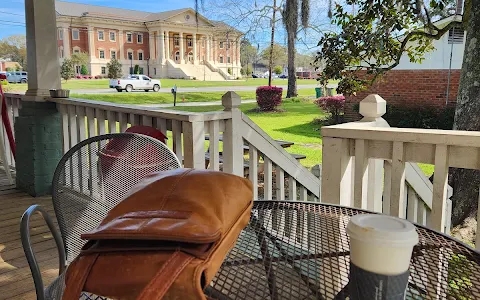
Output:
top-left (51, 133), bottom-right (181, 263)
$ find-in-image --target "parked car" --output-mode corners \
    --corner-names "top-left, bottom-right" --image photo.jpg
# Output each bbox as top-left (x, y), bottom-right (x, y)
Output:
top-left (279, 74), bottom-right (288, 79)
top-left (109, 75), bottom-right (161, 92)
top-left (252, 74), bottom-right (259, 78)
top-left (7, 71), bottom-right (28, 83)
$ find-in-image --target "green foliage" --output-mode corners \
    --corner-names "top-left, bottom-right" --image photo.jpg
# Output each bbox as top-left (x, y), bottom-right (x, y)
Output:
top-left (353, 104), bottom-right (455, 129)
top-left (71, 52), bottom-right (89, 66)
top-left (134, 64), bottom-right (140, 75)
top-left (240, 39), bottom-right (258, 67)
top-left (261, 44), bottom-right (287, 67)
top-left (0, 80), bottom-right (11, 92)
top-left (448, 254), bottom-right (474, 300)
top-left (316, 0), bottom-right (459, 95)
top-left (241, 65), bottom-right (253, 76)
top-left (228, 67), bottom-right (232, 75)
top-left (5, 67), bottom-right (13, 72)
top-left (107, 58), bottom-right (123, 79)
top-left (60, 58), bottom-right (75, 81)
top-left (273, 66), bottom-right (283, 75)
top-left (80, 64), bottom-right (89, 75)
top-left (0, 35), bottom-right (27, 70)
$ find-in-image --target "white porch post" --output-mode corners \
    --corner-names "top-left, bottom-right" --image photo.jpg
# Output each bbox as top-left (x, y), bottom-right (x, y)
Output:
top-left (179, 32), bottom-right (185, 64)
top-left (118, 30), bottom-right (124, 60)
top-left (62, 27), bottom-right (71, 58)
top-left (222, 92), bottom-right (244, 176)
top-left (158, 29), bottom-right (164, 63)
top-left (236, 40), bottom-right (241, 67)
top-left (88, 25), bottom-right (96, 72)
top-left (165, 31), bottom-right (170, 61)
top-left (192, 34), bottom-right (197, 64)
top-left (24, 0), bottom-right (61, 97)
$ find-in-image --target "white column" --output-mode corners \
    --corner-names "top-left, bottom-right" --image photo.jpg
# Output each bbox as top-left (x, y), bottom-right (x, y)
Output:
top-left (158, 29), bottom-right (164, 63)
top-left (165, 31), bottom-right (170, 61)
top-left (179, 32), bottom-right (185, 64)
top-left (24, 0), bottom-right (60, 97)
top-left (88, 26), bottom-right (95, 60)
top-left (149, 32), bottom-right (155, 61)
top-left (118, 30), bottom-right (124, 60)
top-left (236, 40), bottom-right (240, 66)
top-left (63, 27), bottom-right (71, 58)
top-left (192, 34), bottom-right (197, 64)
top-left (206, 35), bottom-right (211, 62)
top-left (212, 37), bottom-right (217, 64)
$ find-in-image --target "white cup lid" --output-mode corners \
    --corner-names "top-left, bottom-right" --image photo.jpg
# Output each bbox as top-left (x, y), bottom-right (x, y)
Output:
top-left (347, 214), bottom-right (419, 247)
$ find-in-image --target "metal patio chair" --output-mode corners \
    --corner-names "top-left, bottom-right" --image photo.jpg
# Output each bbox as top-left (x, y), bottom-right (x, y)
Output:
top-left (20, 133), bottom-right (181, 300)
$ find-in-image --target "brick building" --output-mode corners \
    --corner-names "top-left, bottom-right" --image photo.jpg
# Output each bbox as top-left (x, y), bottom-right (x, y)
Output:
top-left (55, 1), bottom-right (242, 80)
top-left (344, 15), bottom-right (465, 121)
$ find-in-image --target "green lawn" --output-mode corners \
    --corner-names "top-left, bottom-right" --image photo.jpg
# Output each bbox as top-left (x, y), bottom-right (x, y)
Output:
top-left (165, 99), bottom-right (324, 168)
top-left (8, 78), bottom-right (320, 92)
top-left (72, 88), bottom-right (317, 105)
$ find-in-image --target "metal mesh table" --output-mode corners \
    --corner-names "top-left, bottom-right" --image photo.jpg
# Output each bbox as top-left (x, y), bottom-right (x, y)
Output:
top-left (205, 201), bottom-right (480, 299)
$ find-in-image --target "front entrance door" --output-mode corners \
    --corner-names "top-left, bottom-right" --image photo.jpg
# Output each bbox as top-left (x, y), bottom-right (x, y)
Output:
top-left (175, 51), bottom-right (180, 63)
top-left (188, 52), bottom-right (194, 64)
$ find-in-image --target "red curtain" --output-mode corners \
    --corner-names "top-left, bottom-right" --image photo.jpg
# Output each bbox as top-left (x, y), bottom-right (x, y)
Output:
top-left (0, 83), bottom-right (16, 159)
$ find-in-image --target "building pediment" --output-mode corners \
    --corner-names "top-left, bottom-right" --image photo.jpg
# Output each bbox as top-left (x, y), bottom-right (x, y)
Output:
top-left (161, 9), bottom-right (214, 27)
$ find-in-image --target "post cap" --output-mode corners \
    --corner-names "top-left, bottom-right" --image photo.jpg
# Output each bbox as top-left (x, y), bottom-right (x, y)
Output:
top-left (359, 94), bottom-right (386, 119)
top-left (222, 91), bottom-right (241, 110)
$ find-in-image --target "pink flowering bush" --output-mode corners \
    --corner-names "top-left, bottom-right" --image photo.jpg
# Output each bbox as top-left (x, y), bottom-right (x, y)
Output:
top-left (256, 86), bottom-right (283, 111)
top-left (75, 75), bottom-right (82, 79)
top-left (314, 95), bottom-right (346, 124)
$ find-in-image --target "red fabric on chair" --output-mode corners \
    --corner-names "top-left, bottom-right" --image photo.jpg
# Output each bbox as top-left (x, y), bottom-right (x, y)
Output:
top-left (125, 125), bottom-right (167, 144)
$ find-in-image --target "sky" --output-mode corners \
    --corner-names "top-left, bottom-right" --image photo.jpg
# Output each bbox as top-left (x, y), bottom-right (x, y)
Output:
top-left (0, 0), bottom-right (333, 53)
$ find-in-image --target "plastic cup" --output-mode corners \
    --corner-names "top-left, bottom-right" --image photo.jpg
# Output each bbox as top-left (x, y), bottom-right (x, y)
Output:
top-left (347, 214), bottom-right (419, 299)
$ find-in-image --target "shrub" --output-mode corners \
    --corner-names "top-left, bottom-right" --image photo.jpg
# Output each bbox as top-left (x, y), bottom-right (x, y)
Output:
top-left (94, 75), bottom-right (100, 79)
top-left (256, 86), bottom-right (283, 111)
top-left (80, 64), bottom-right (89, 75)
top-left (352, 104), bottom-right (455, 129)
top-left (61, 58), bottom-right (75, 81)
top-left (314, 95), bottom-right (346, 124)
top-left (0, 80), bottom-right (11, 92)
top-left (273, 65), bottom-right (283, 75)
top-left (76, 75), bottom-right (82, 79)
top-left (107, 58), bottom-right (122, 79)
top-left (228, 67), bottom-right (232, 75)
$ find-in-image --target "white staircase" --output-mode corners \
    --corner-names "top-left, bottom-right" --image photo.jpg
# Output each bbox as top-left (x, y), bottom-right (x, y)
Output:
top-left (166, 60), bottom-right (226, 81)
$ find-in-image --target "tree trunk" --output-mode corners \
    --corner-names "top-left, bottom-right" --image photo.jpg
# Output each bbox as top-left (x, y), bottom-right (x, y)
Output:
top-left (268, 0), bottom-right (277, 87)
top-left (450, 1), bottom-right (480, 226)
top-left (286, 29), bottom-right (298, 98)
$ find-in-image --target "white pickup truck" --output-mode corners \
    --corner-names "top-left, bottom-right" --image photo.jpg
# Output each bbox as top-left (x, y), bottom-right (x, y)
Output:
top-left (109, 75), bottom-right (161, 92)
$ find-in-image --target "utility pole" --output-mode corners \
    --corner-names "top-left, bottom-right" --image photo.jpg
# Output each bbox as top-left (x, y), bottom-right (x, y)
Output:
top-left (268, 0), bottom-right (277, 86)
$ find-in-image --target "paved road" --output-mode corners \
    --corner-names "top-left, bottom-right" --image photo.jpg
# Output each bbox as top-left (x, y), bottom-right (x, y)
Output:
top-left (71, 84), bottom-right (328, 94)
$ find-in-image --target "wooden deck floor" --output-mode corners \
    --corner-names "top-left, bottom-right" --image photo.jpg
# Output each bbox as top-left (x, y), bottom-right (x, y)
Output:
top-left (0, 171), bottom-right (58, 300)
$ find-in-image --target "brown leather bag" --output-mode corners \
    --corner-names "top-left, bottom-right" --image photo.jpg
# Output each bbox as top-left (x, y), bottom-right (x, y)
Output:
top-left (62, 169), bottom-right (253, 300)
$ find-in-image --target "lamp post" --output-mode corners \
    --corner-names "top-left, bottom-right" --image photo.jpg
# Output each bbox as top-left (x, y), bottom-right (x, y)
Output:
top-left (129, 52), bottom-right (133, 75)
top-left (147, 57), bottom-right (150, 77)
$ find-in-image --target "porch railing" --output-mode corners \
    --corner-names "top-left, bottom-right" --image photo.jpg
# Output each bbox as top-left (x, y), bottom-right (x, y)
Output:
top-left (48, 91), bottom-right (320, 200)
top-left (322, 95), bottom-right (461, 240)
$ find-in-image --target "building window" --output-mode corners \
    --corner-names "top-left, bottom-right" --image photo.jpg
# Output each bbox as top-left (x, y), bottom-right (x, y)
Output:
top-left (448, 26), bottom-right (464, 44)
top-left (111, 50), bottom-right (116, 59)
top-left (219, 41), bottom-right (224, 49)
top-left (98, 30), bottom-right (104, 41)
top-left (128, 52), bottom-right (133, 60)
top-left (187, 37), bottom-right (193, 47)
top-left (127, 32), bottom-right (133, 43)
top-left (137, 33), bottom-right (143, 44)
top-left (138, 52), bottom-right (143, 60)
top-left (219, 56), bottom-right (224, 63)
top-left (99, 50), bottom-right (105, 59)
top-left (174, 35), bottom-right (180, 46)
top-left (227, 42), bottom-right (231, 50)
top-left (227, 56), bottom-right (231, 64)
top-left (58, 29), bottom-right (63, 40)
top-left (72, 29), bottom-right (80, 40)
top-left (101, 67), bottom-right (106, 75)
top-left (76, 65), bottom-right (81, 74)
top-left (109, 31), bottom-right (116, 42)
top-left (74, 49), bottom-right (80, 54)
